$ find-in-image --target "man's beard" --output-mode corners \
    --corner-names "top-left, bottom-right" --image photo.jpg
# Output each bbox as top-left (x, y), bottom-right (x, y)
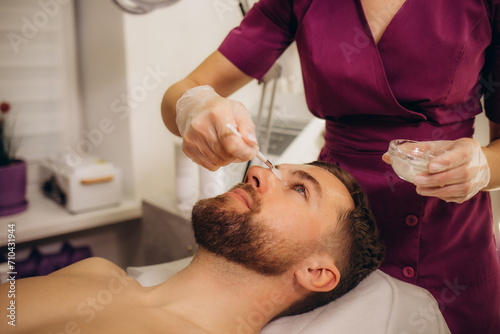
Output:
top-left (191, 183), bottom-right (311, 276)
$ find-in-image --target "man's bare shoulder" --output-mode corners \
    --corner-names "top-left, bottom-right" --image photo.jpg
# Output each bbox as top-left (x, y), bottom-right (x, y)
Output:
top-left (44, 256), bottom-right (141, 298)
top-left (50, 256), bottom-right (126, 278)
top-left (0, 257), bottom-right (142, 333)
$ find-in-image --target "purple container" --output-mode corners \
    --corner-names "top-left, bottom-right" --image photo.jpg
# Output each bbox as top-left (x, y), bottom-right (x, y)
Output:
top-left (0, 159), bottom-right (28, 217)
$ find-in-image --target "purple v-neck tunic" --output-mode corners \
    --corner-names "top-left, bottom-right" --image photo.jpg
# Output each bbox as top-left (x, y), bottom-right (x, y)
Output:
top-left (219, 0), bottom-right (500, 332)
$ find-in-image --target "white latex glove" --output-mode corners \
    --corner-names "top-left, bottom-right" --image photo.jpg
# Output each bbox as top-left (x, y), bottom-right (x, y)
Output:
top-left (176, 85), bottom-right (258, 171)
top-left (399, 138), bottom-right (490, 203)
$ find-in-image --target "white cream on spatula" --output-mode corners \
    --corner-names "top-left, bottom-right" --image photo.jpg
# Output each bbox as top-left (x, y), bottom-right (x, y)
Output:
top-left (226, 124), bottom-right (283, 181)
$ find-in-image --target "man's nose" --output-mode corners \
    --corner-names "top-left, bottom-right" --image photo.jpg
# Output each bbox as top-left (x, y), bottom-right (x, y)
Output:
top-left (244, 166), bottom-right (279, 194)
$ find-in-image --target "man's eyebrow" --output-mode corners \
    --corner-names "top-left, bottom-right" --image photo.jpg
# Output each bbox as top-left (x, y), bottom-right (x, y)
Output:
top-left (289, 169), bottom-right (323, 198)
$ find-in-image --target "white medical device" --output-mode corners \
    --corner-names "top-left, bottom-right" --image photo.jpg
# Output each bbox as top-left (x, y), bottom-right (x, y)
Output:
top-left (40, 156), bottom-right (122, 214)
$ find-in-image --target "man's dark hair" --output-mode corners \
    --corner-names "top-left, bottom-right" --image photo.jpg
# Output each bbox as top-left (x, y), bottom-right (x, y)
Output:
top-left (279, 161), bottom-right (385, 317)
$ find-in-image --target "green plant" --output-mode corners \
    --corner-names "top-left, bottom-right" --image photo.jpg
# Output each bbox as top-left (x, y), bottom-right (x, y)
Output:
top-left (0, 101), bottom-right (18, 167)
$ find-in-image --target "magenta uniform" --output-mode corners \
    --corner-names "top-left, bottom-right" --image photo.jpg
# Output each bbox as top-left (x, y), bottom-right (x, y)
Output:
top-left (219, 0), bottom-right (500, 332)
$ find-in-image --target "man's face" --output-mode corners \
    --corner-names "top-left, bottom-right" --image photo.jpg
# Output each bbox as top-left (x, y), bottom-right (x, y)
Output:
top-left (191, 164), bottom-right (353, 275)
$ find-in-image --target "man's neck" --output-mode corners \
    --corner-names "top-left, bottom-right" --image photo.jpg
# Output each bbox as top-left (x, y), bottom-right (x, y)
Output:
top-left (155, 250), bottom-right (302, 334)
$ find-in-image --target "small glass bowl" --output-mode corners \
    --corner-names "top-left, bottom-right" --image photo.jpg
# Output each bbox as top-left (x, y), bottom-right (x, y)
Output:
top-left (388, 139), bottom-right (444, 182)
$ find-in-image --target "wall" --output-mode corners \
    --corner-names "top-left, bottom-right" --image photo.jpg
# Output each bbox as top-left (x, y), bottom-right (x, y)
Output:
top-left (76, 0), bottom-right (264, 200)
top-left (121, 0), bottom-right (258, 199)
top-left (76, 1), bottom-right (136, 198)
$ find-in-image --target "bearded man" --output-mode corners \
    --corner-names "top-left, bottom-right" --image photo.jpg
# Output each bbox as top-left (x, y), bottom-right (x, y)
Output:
top-left (0, 161), bottom-right (384, 334)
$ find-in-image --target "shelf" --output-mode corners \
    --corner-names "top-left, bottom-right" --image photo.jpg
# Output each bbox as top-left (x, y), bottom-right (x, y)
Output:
top-left (0, 186), bottom-right (142, 247)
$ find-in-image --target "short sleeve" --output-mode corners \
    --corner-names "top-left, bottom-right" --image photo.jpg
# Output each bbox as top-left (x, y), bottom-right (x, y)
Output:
top-left (483, 0), bottom-right (500, 123)
top-left (218, 0), bottom-right (298, 81)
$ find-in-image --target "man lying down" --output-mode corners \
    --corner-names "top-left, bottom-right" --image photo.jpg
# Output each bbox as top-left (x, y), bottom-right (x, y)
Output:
top-left (0, 161), bottom-right (384, 334)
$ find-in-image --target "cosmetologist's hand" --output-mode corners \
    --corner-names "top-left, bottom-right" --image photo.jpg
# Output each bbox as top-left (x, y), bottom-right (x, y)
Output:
top-left (176, 85), bottom-right (258, 171)
top-left (383, 138), bottom-right (490, 203)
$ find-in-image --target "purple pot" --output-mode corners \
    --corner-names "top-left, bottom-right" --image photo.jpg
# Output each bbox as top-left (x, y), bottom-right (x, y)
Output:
top-left (0, 159), bottom-right (28, 217)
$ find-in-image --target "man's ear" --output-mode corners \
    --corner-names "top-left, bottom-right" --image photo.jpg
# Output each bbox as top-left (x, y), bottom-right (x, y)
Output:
top-left (294, 255), bottom-right (340, 292)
